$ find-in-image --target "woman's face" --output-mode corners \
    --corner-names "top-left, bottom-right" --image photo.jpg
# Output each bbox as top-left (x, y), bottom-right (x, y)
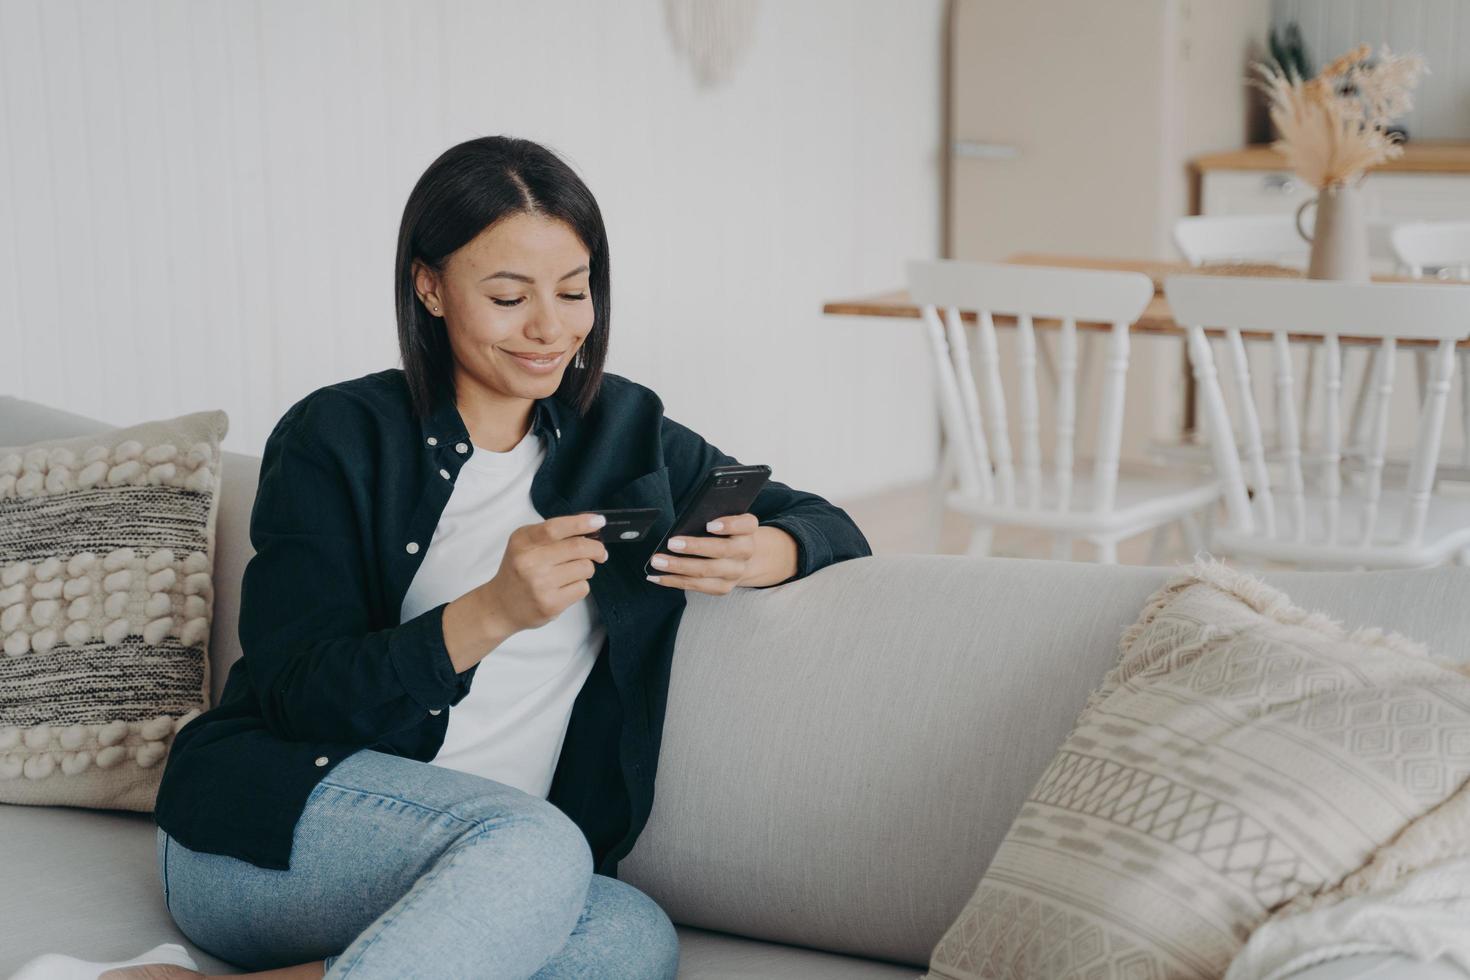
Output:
top-left (414, 211), bottom-right (595, 404)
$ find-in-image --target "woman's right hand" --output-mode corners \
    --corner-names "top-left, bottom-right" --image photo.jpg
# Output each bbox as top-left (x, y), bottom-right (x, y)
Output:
top-left (478, 512), bottom-right (610, 634)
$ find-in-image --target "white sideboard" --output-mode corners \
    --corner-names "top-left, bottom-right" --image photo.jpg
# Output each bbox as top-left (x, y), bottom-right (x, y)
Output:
top-left (1196, 143), bottom-right (1470, 272)
top-left (1203, 170), bottom-right (1470, 221)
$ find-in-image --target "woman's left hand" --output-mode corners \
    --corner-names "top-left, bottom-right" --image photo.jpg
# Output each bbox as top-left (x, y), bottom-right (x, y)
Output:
top-left (645, 512), bottom-right (761, 595)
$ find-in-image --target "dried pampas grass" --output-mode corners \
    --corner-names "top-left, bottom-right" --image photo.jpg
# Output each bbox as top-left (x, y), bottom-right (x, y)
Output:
top-left (1252, 43), bottom-right (1427, 189)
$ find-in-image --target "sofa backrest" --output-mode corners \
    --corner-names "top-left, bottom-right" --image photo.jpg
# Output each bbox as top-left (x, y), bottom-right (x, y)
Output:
top-left (620, 552), bottom-right (1470, 967)
top-left (9, 395), bottom-right (1470, 968)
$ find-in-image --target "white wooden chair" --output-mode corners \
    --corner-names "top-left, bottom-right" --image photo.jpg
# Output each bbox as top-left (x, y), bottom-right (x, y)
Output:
top-left (1172, 214), bottom-right (1310, 268)
top-left (1174, 212), bottom-right (1397, 268)
top-left (908, 259), bottom-right (1218, 564)
top-left (1160, 216), bottom-right (1311, 473)
top-left (1167, 215), bottom-right (1410, 484)
top-left (1167, 274), bottom-right (1470, 570)
top-left (1391, 220), bottom-right (1470, 279)
top-left (1390, 220), bottom-right (1470, 481)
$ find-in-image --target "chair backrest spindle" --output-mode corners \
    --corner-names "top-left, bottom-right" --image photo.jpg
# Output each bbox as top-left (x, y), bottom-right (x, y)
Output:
top-left (1224, 329), bottom-right (1276, 538)
top-left (1016, 313), bottom-right (1043, 509)
top-left (972, 310), bottom-right (1016, 507)
top-left (1359, 336), bottom-right (1397, 548)
top-left (1090, 321), bottom-right (1130, 515)
top-left (906, 260), bottom-right (1154, 523)
top-left (1321, 333), bottom-right (1343, 545)
top-left (919, 305), bottom-right (991, 502)
top-left (1270, 332), bottom-right (1307, 541)
top-left (1055, 318), bottom-right (1079, 513)
top-left (1402, 338), bottom-right (1459, 544)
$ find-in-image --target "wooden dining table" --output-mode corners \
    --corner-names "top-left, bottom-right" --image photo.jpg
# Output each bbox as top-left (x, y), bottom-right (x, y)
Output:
top-left (821, 252), bottom-right (1470, 349)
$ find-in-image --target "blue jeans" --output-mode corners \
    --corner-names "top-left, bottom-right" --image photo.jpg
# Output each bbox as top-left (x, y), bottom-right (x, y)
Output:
top-left (155, 747), bottom-right (679, 979)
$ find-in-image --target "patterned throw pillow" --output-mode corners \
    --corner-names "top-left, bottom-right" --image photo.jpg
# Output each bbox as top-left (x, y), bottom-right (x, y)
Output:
top-left (0, 409), bottom-right (228, 811)
top-left (924, 557), bottom-right (1470, 980)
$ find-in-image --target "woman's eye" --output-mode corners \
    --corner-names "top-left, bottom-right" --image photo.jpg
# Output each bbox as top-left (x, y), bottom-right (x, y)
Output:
top-left (490, 293), bottom-right (585, 307)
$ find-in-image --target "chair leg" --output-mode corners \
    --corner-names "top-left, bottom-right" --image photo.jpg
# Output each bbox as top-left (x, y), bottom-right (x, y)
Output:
top-left (964, 523), bottom-right (993, 558)
top-left (1052, 533), bottom-right (1074, 561)
top-left (1095, 538), bottom-right (1118, 564)
top-left (1180, 512), bottom-right (1204, 557)
top-left (1145, 523), bottom-right (1171, 565)
top-left (925, 442), bottom-right (956, 553)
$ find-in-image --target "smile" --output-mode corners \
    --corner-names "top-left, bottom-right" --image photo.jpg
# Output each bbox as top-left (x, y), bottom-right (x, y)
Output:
top-left (503, 349), bottom-right (567, 373)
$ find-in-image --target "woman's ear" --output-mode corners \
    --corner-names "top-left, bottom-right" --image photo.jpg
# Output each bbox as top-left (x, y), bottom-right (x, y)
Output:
top-left (411, 259), bottom-right (441, 311)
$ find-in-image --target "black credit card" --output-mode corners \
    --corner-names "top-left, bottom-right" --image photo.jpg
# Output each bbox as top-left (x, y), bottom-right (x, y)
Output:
top-left (583, 507), bottom-right (661, 543)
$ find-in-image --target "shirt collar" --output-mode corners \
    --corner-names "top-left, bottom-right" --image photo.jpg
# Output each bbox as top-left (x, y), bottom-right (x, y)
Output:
top-left (419, 386), bottom-right (564, 450)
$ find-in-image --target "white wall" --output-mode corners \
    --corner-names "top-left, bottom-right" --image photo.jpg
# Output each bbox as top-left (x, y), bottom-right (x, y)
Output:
top-left (1274, 0), bottom-right (1470, 139)
top-left (0, 0), bottom-right (945, 503)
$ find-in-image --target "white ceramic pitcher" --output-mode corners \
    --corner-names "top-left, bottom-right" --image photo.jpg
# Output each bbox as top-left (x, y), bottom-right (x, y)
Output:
top-left (1295, 181), bottom-right (1371, 282)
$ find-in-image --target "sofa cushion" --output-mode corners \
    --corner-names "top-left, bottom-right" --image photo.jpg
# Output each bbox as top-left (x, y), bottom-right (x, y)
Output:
top-left (923, 557), bottom-right (1470, 980)
top-left (0, 802), bottom-right (925, 979)
top-left (0, 409), bottom-right (228, 811)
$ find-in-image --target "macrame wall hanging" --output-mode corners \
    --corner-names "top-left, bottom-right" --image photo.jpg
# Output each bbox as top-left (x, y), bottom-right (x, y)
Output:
top-left (663, 0), bottom-right (761, 89)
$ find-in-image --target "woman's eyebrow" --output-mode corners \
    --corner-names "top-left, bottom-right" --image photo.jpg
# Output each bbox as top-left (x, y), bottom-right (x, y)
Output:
top-left (480, 264), bottom-right (589, 284)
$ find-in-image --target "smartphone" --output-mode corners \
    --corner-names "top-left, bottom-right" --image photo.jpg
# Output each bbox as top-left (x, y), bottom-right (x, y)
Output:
top-left (643, 464), bottom-right (772, 577)
top-left (582, 507), bottom-right (661, 544)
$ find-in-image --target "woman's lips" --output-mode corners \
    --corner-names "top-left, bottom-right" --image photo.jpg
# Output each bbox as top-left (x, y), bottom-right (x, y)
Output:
top-left (503, 349), bottom-right (567, 374)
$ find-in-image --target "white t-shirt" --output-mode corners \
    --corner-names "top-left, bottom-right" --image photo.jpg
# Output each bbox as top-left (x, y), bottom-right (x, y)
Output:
top-left (399, 424), bottom-right (605, 799)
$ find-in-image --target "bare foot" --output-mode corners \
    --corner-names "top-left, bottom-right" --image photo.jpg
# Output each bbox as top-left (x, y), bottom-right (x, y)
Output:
top-left (99, 967), bottom-right (204, 980)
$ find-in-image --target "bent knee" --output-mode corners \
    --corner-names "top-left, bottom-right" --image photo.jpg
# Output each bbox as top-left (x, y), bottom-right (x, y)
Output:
top-left (597, 877), bottom-right (680, 979)
top-left (484, 795), bottom-right (593, 882)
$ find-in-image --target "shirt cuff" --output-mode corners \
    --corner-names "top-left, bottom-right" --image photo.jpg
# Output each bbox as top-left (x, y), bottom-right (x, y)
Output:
top-left (388, 601), bottom-right (461, 710)
top-left (756, 516), bottom-right (829, 586)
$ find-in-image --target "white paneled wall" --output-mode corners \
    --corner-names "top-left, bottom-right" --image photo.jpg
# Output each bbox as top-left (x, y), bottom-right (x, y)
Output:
top-left (1273, 0), bottom-right (1470, 139)
top-left (0, 0), bottom-right (944, 502)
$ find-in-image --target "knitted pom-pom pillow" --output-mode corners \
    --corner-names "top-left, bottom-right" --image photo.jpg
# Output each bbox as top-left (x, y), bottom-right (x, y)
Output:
top-left (0, 409), bottom-right (227, 811)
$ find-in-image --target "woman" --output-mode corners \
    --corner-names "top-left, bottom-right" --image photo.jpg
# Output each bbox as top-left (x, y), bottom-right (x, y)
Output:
top-left (76, 135), bottom-right (871, 979)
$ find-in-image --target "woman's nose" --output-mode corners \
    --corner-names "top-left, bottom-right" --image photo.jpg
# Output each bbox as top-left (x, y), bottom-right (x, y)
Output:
top-left (525, 305), bottom-right (567, 342)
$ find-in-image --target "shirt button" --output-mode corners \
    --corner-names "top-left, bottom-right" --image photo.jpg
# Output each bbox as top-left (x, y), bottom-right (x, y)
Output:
top-left (429, 708), bottom-right (442, 715)
top-left (426, 436), bottom-right (438, 446)
top-left (455, 442), bottom-right (468, 454)
top-left (405, 541), bottom-right (420, 554)
top-left (314, 756), bottom-right (329, 767)
top-left (439, 468), bottom-right (451, 479)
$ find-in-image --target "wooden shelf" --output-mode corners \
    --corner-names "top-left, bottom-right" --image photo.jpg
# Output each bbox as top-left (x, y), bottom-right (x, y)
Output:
top-left (1193, 141), bottom-right (1470, 175)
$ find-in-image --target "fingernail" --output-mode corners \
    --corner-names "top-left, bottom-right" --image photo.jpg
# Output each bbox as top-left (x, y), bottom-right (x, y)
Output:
top-left (646, 575), bottom-right (661, 583)
top-left (588, 514), bottom-right (606, 528)
top-left (669, 538), bottom-right (685, 550)
top-left (706, 521), bottom-right (723, 532)
top-left (651, 555), bottom-right (669, 568)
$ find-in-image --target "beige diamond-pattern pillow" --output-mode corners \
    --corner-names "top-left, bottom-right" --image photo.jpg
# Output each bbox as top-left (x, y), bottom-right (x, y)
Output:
top-left (0, 409), bottom-right (227, 811)
top-left (924, 557), bottom-right (1470, 980)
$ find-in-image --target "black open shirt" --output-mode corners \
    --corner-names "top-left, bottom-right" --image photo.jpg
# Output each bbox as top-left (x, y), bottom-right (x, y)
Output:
top-left (152, 368), bottom-right (872, 877)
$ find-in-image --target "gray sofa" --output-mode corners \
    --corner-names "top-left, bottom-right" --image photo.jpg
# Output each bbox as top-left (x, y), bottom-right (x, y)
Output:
top-left (3, 392), bottom-right (1469, 980)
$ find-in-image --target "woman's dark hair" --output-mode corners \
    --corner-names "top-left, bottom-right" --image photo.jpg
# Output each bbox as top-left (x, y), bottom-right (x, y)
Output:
top-left (394, 135), bottom-right (610, 420)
